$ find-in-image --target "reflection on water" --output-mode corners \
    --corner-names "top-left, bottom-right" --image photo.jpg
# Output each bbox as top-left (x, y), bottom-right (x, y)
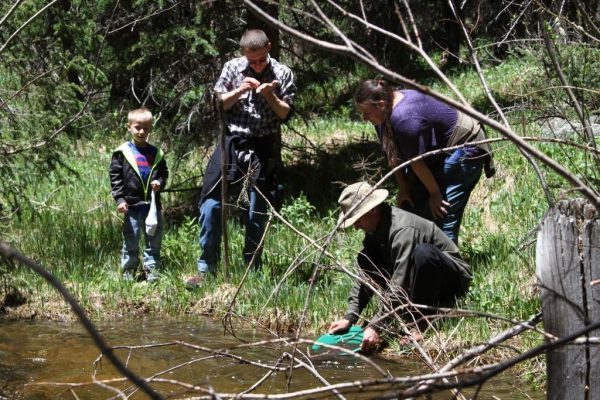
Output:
top-left (0, 318), bottom-right (542, 399)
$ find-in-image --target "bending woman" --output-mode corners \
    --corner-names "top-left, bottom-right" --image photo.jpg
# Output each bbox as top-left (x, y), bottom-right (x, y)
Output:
top-left (354, 79), bottom-right (495, 244)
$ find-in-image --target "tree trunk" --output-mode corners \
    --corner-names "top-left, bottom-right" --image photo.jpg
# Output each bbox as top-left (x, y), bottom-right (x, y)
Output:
top-left (536, 199), bottom-right (599, 399)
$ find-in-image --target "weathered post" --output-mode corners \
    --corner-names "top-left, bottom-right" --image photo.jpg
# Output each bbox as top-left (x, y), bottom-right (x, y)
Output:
top-left (536, 199), bottom-right (599, 399)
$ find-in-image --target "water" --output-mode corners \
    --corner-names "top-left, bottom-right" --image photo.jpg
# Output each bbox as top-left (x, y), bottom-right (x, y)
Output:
top-left (0, 317), bottom-right (542, 399)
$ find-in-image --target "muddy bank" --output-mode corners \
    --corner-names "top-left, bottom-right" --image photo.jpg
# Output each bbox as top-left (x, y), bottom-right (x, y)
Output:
top-left (0, 282), bottom-right (308, 337)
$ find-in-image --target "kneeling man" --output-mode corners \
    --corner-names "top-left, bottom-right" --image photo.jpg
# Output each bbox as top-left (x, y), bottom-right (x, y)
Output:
top-left (329, 182), bottom-right (472, 352)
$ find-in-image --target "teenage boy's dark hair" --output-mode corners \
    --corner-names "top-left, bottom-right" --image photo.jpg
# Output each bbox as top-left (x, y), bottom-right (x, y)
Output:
top-left (240, 29), bottom-right (269, 50)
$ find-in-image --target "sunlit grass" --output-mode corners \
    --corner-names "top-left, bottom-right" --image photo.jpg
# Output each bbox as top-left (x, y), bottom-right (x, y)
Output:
top-left (3, 126), bottom-right (549, 340)
top-left (3, 53), bottom-right (597, 391)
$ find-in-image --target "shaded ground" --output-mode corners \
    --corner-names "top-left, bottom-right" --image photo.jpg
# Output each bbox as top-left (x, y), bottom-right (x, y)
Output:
top-left (282, 139), bottom-right (388, 212)
top-left (164, 138), bottom-right (389, 226)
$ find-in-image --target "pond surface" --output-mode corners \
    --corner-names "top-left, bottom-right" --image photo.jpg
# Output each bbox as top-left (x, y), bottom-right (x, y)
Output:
top-left (0, 317), bottom-right (542, 399)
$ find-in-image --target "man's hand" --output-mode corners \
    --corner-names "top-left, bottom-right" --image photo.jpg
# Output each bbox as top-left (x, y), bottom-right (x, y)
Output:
top-left (239, 77), bottom-right (260, 94)
top-left (328, 319), bottom-right (351, 334)
top-left (256, 80), bottom-right (279, 95)
top-left (221, 77), bottom-right (260, 110)
top-left (117, 202), bottom-right (128, 214)
top-left (150, 180), bottom-right (161, 192)
top-left (361, 327), bottom-right (380, 353)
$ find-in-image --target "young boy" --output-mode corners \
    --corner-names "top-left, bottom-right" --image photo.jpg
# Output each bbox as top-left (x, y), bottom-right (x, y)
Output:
top-left (109, 108), bottom-right (168, 282)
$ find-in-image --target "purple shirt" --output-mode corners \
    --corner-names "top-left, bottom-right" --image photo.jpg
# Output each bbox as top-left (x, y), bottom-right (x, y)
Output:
top-left (376, 90), bottom-right (458, 161)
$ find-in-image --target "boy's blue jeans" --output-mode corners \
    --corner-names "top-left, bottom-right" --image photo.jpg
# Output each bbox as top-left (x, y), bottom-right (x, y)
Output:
top-left (405, 149), bottom-right (483, 244)
top-left (197, 188), bottom-right (268, 274)
top-left (121, 204), bottom-right (162, 281)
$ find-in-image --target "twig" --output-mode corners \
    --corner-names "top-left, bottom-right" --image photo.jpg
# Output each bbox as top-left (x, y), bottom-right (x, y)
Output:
top-left (539, 11), bottom-right (599, 163)
top-left (223, 215), bottom-right (274, 339)
top-left (244, 0), bottom-right (600, 208)
top-left (0, 67), bottom-right (61, 111)
top-left (106, 2), bottom-right (180, 34)
top-left (216, 92), bottom-right (230, 278)
top-left (401, 0), bottom-right (423, 49)
top-left (325, 0), bottom-right (465, 103)
top-left (448, 0), bottom-right (555, 207)
top-left (0, 0), bottom-right (58, 54)
top-left (0, 0), bottom-right (25, 28)
top-left (0, 241), bottom-right (162, 400)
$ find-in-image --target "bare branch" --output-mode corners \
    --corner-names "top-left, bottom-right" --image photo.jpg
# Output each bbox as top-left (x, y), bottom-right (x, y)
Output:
top-left (106, 2), bottom-right (180, 35)
top-left (325, 0), bottom-right (466, 103)
top-left (0, 0), bottom-right (59, 55)
top-left (0, 67), bottom-right (62, 111)
top-left (401, 0), bottom-right (423, 49)
top-left (0, 0), bottom-right (25, 29)
top-left (539, 11), bottom-right (599, 155)
top-left (393, 2), bottom-right (412, 46)
top-left (0, 241), bottom-right (163, 400)
top-left (5, 97), bottom-right (90, 155)
top-left (541, 0), bottom-right (600, 42)
top-left (448, 0), bottom-right (555, 207)
top-left (244, 0), bottom-right (600, 209)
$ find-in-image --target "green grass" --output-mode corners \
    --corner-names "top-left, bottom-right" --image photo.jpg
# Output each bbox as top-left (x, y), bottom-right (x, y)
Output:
top-left (0, 116), bottom-right (552, 335)
top-left (2, 53), bottom-right (598, 389)
top-left (0, 137), bottom-right (358, 330)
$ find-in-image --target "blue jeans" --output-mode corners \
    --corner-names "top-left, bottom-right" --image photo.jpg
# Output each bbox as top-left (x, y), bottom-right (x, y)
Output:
top-left (197, 188), bottom-right (268, 273)
top-left (406, 149), bottom-right (483, 244)
top-left (122, 204), bottom-right (162, 280)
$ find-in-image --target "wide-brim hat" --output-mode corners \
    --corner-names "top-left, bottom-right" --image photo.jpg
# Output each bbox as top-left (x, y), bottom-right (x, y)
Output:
top-left (337, 182), bottom-right (389, 228)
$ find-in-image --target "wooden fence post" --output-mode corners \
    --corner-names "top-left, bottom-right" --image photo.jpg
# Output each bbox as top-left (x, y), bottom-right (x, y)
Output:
top-left (536, 199), bottom-right (599, 399)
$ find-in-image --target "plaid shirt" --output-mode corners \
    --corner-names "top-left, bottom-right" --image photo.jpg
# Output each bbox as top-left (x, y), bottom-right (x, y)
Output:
top-left (214, 55), bottom-right (296, 138)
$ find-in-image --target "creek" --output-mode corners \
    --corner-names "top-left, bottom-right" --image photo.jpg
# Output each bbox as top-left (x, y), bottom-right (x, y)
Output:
top-left (0, 317), bottom-right (543, 399)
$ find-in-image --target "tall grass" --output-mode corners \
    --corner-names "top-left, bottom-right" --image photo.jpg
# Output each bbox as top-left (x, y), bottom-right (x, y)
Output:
top-left (3, 53), bottom-right (596, 372)
top-left (1, 136), bottom-right (359, 329)
top-left (2, 119), bottom-right (548, 334)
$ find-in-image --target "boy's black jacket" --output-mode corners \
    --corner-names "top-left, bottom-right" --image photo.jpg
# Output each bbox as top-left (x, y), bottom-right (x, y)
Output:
top-left (109, 143), bottom-right (168, 209)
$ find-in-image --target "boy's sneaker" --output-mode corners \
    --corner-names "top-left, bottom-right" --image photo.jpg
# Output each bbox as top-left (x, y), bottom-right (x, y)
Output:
top-left (123, 271), bottom-right (147, 282)
top-left (145, 269), bottom-right (159, 283)
top-left (123, 271), bottom-right (135, 281)
top-left (185, 273), bottom-right (206, 290)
